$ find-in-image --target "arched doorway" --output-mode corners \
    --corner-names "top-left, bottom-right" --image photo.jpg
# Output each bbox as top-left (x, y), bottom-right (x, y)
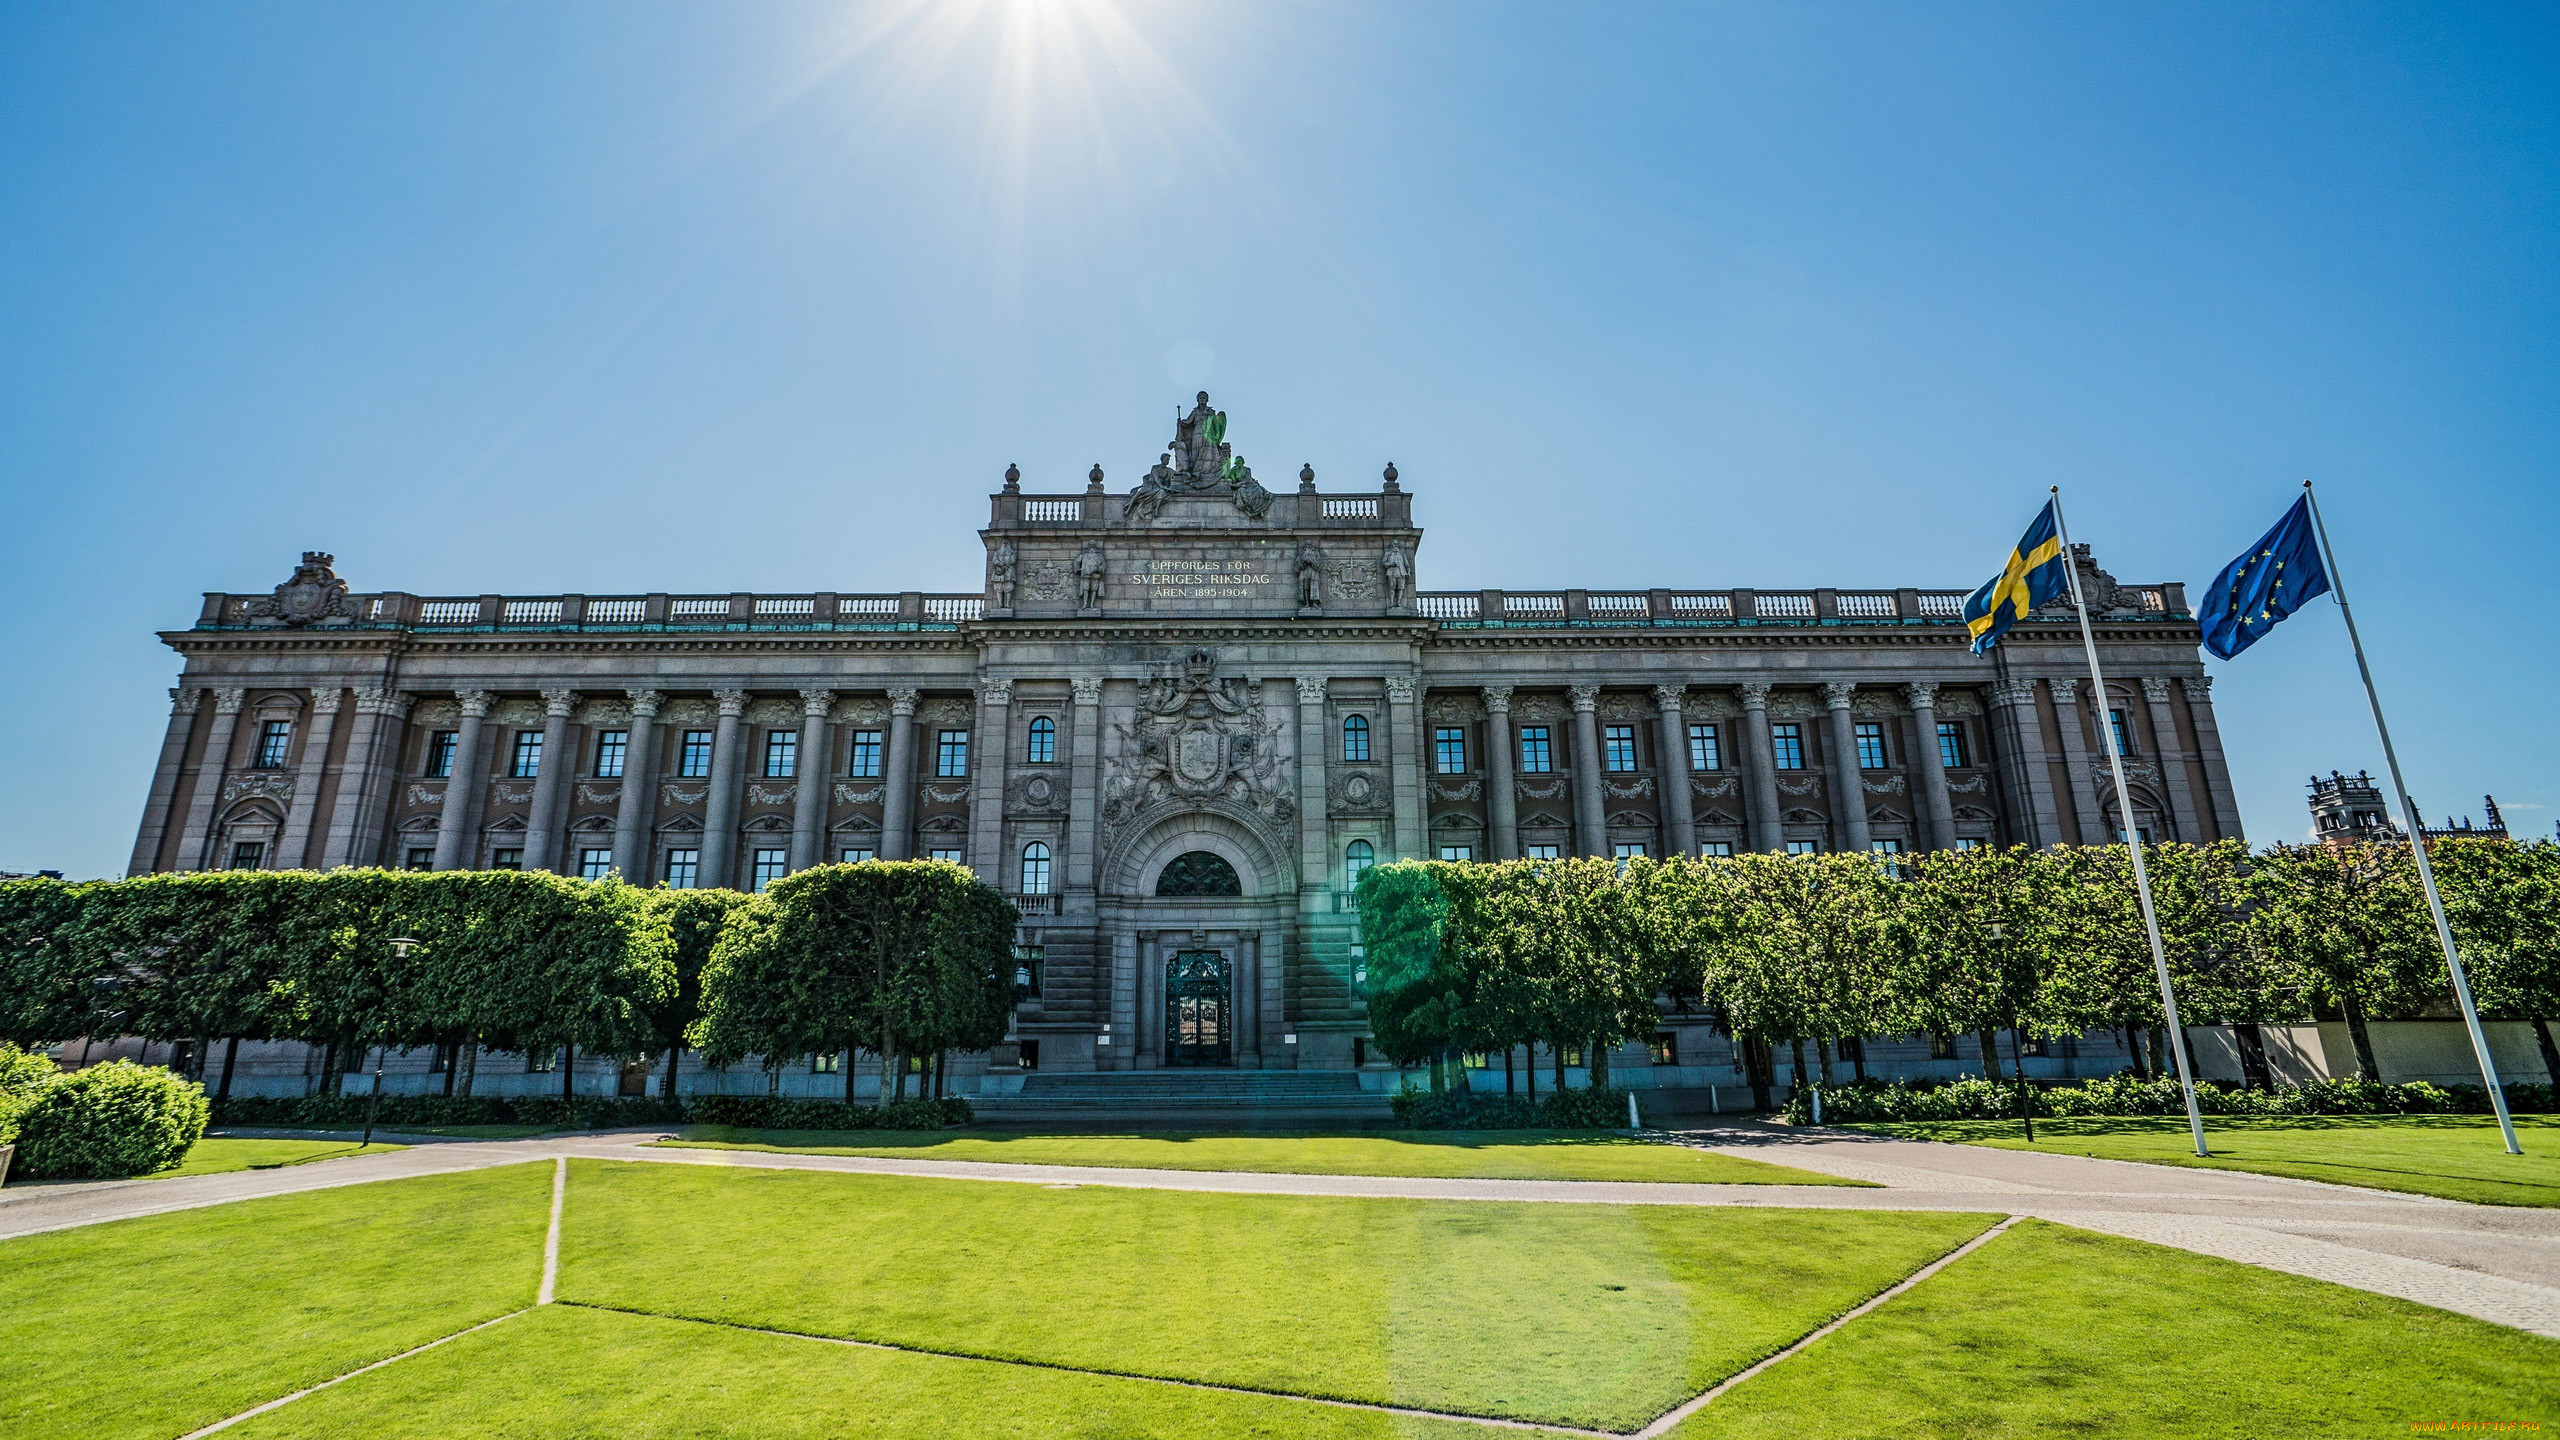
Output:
top-left (1165, 950), bottom-right (1233, 1066)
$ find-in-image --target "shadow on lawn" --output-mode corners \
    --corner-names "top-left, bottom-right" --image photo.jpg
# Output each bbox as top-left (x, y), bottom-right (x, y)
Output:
top-left (688, 1126), bottom-right (1659, 1151)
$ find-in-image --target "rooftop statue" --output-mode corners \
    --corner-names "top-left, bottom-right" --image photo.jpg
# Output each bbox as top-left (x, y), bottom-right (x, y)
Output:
top-left (1125, 392), bottom-right (1273, 523)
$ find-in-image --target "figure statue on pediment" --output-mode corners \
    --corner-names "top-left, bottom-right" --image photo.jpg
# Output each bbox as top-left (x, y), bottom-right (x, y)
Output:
top-left (1124, 454), bottom-right (1176, 523)
top-left (1074, 542), bottom-right (1108, 609)
top-left (988, 542), bottom-right (1017, 610)
top-left (1296, 545), bottom-right (1324, 607)
top-left (1381, 541), bottom-right (1413, 608)
top-left (1230, 459), bottom-right (1272, 520)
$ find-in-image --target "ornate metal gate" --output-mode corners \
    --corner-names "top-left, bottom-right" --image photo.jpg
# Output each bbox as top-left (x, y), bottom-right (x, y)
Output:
top-left (1164, 951), bottom-right (1233, 1067)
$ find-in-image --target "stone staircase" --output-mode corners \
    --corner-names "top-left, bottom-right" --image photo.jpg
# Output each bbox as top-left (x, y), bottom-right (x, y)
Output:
top-left (972, 1070), bottom-right (1394, 1129)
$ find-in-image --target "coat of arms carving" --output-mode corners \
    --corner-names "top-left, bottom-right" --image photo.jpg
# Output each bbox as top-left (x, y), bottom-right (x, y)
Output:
top-left (1100, 650), bottom-right (1293, 843)
top-left (244, 552), bottom-right (357, 627)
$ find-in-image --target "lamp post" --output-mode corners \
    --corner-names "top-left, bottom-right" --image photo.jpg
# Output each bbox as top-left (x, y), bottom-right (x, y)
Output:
top-left (1986, 920), bottom-right (2034, 1144)
top-left (364, 936), bottom-right (421, 1148)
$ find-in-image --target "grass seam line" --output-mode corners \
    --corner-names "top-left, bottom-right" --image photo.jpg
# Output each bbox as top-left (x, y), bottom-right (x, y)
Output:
top-left (170, 1308), bottom-right (535, 1440)
top-left (538, 1156), bottom-right (566, 1305)
top-left (550, 1301), bottom-right (1621, 1437)
top-left (1627, 1213), bottom-right (2023, 1440)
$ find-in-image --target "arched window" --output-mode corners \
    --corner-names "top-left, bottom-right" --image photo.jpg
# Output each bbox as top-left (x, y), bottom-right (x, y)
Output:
top-left (1155, 850), bottom-right (1243, 897)
top-left (1019, 842), bottom-right (1052, 895)
top-left (1343, 839), bottom-right (1375, 891)
top-left (1342, 714), bottom-right (1371, 763)
top-left (1025, 716), bottom-right (1056, 764)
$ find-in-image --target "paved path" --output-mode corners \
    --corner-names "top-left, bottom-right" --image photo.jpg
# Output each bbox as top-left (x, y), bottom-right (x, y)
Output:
top-left (7, 1122), bottom-right (2556, 1338)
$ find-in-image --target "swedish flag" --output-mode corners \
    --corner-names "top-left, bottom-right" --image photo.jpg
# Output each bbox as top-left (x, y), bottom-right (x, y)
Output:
top-left (1962, 500), bottom-right (2072, 654)
top-left (2198, 495), bottom-right (2331, 659)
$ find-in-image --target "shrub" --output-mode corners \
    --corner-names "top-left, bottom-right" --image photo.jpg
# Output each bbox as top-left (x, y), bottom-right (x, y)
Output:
top-left (684, 1095), bottom-right (970, 1131)
top-left (211, 1094), bottom-right (685, 1132)
top-left (1388, 1084), bottom-right (1632, 1130)
top-left (15, 1060), bottom-right (209, 1179)
top-left (1783, 1073), bottom-right (2553, 1125)
top-left (0, 1042), bottom-right (59, 1146)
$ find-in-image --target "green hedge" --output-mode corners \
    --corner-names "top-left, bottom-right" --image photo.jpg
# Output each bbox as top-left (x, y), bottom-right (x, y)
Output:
top-left (1389, 1084), bottom-right (1632, 1130)
top-left (14, 1060), bottom-right (210, 1179)
top-left (210, 1092), bottom-right (969, 1133)
top-left (686, 1095), bottom-right (971, 1130)
top-left (1784, 1074), bottom-right (2559, 1125)
top-left (0, 1042), bottom-right (58, 1147)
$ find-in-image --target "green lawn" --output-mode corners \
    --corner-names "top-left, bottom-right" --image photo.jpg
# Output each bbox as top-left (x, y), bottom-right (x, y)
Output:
top-left (148, 1136), bottom-right (411, 1179)
top-left (226, 1302), bottom-right (1494, 1440)
top-left (560, 1158), bottom-right (1983, 1430)
top-left (0, 1162), bottom-right (553, 1440)
top-left (1839, 1113), bottom-right (2560, 1206)
top-left (1674, 1219), bottom-right (2560, 1438)
top-left (655, 1125), bottom-right (1860, 1185)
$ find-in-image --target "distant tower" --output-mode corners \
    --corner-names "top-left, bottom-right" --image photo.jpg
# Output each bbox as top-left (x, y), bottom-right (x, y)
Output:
top-left (2307, 771), bottom-right (2397, 848)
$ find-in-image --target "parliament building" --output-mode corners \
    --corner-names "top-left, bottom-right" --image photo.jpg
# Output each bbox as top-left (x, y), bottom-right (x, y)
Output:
top-left (126, 396), bottom-right (2243, 1101)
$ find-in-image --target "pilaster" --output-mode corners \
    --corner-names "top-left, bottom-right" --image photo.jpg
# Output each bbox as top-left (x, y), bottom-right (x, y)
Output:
top-left (327, 688), bottom-right (409, 869)
top-left (1988, 677), bottom-right (2058, 847)
top-left (2183, 675), bottom-right (2247, 842)
top-left (969, 680), bottom-right (1011, 881)
top-left (1482, 686), bottom-right (1518, 860)
top-left (2048, 678), bottom-right (2106, 844)
top-left (1066, 677), bottom-right (1105, 894)
top-left (2139, 676), bottom-right (2202, 844)
top-left (276, 689), bottom-right (345, 870)
top-left (129, 688), bottom-right (201, 877)
top-left (174, 687), bottom-right (245, 871)
top-left (1387, 676), bottom-right (1424, 860)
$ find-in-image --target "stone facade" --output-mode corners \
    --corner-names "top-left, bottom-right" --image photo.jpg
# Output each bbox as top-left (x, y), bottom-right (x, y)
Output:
top-left (131, 396), bottom-right (2242, 1087)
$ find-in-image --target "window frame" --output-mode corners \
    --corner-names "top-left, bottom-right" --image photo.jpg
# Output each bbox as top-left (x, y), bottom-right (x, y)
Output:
top-left (1602, 724), bottom-right (1639, 773)
top-left (677, 730), bottom-right (714, 778)
top-left (1770, 723), bottom-right (1806, 771)
top-left (846, 729), bottom-right (883, 778)
top-left (935, 729), bottom-right (970, 778)
top-left (662, 848), bottom-right (701, 889)
top-left (1343, 838), bottom-right (1376, 889)
top-left (1853, 721), bottom-right (1888, 771)
top-left (255, 719), bottom-right (293, 769)
top-left (1024, 715), bottom-right (1057, 765)
top-left (1936, 721), bottom-right (1969, 770)
top-left (838, 847), bottom-right (875, 865)
top-left (509, 730), bottom-right (544, 780)
top-left (1687, 722), bottom-right (1722, 773)
top-left (1019, 841), bottom-right (1053, 895)
top-left (425, 731), bottom-right (458, 778)
top-left (1517, 725), bottom-right (1554, 774)
top-left (1437, 844), bottom-right (1475, 862)
top-left (1432, 726), bottom-right (1468, 775)
top-left (594, 730), bottom-right (628, 779)
top-left (578, 848), bottom-right (614, 881)
top-left (1341, 714), bottom-right (1371, 763)
top-left (750, 848), bottom-right (790, 892)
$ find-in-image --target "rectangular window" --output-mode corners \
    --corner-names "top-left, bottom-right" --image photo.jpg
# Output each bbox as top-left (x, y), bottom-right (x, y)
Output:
top-left (228, 841), bottom-right (266, 870)
top-left (1954, 837), bottom-right (1985, 851)
top-left (1854, 722), bottom-right (1887, 770)
top-left (751, 849), bottom-right (789, 892)
top-left (927, 846), bottom-right (966, 867)
top-left (579, 849), bottom-right (614, 881)
top-left (594, 730), bottom-right (628, 778)
top-left (2109, 708), bottom-right (2135, 757)
top-left (528, 1047), bottom-right (560, 1073)
top-left (1560, 1045), bottom-right (1583, 1068)
top-left (491, 848), bottom-right (524, 871)
top-left (1518, 726), bottom-right (1554, 773)
top-left (839, 847), bottom-right (875, 865)
top-left (1688, 723), bottom-right (1721, 773)
top-left (1613, 842), bottom-right (1648, 860)
top-left (1341, 715), bottom-right (1371, 763)
top-left (1015, 945), bottom-right (1046, 999)
top-left (1016, 1039), bottom-right (1041, 1070)
top-left (510, 731), bottom-right (543, 779)
top-left (256, 719), bottom-right (293, 768)
top-left (1603, 725), bottom-right (1638, 772)
top-left (1928, 1033), bottom-right (1958, 1061)
top-left (678, 731), bottom-right (713, 778)
top-left (936, 730), bottom-right (970, 778)
top-left (425, 731), bottom-right (458, 778)
top-left (1786, 840), bottom-right (1822, 856)
top-left (1024, 717), bottom-right (1056, 764)
top-left (1461, 1051), bottom-right (1491, 1070)
top-left (1651, 1032), bottom-right (1679, 1066)
top-left (1699, 841), bottom-right (1735, 858)
top-left (663, 849), bottom-right (700, 889)
top-left (405, 847), bottom-right (435, 871)
top-left (764, 731), bottom-right (797, 778)
top-left (1937, 721), bottom-right (1969, 770)
top-left (1433, 727), bottom-right (1468, 775)
top-left (847, 730), bottom-right (883, 777)
top-left (811, 1051), bottom-right (840, 1074)
top-left (1870, 838), bottom-right (1904, 854)
top-left (1770, 723), bottom-right (1805, 770)
top-left (1526, 843), bottom-right (1562, 861)
top-left (1437, 844), bottom-right (1475, 862)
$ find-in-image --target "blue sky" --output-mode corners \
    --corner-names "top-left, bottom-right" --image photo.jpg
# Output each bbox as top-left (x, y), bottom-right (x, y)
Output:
top-left (3, 2), bottom-right (2553, 877)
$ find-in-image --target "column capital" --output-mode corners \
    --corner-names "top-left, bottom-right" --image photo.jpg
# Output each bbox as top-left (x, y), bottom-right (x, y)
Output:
top-left (889, 688), bottom-right (921, 716)
top-left (2140, 676), bottom-right (2174, 703)
top-left (355, 687), bottom-right (408, 717)
top-left (1480, 684), bottom-right (1513, 712)
top-left (2188, 673), bottom-right (2213, 697)
top-left (1566, 683), bottom-right (1599, 711)
top-left (978, 679), bottom-right (1014, 707)
top-left (310, 689), bottom-right (344, 716)
top-left (714, 689), bottom-right (749, 716)
top-left (541, 688), bottom-right (578, 717)
top-left (1294, 675), bottom-right (1327, 705)
top-left (1651, 684), bottom-right (1687, 713)
top-left (1990, 677), bottom-right (2040, 708)
top-left (2049, 676), bottom-right (2080, 704)
top-left (1901, 681), bottom-right (1941, 709)
top-left (625, 688), bottom-right (664, 717)
top-left (1821, 681), bottom-right (1856, 709)
top-left (801, 687), bottom-right (836, 715)
top-left (456, 689), bottom-right (494, 717)
top-left (212, 687), bottom-right (247, 715)
top-left (1737, 682), bottom-right (1771, 708)
top-left (169, 687), bottom-right (201, 715)
top-left (1073, 676), bottom-right (1106, 706)
top-left (1385, 676), bottom-right (1417, 705)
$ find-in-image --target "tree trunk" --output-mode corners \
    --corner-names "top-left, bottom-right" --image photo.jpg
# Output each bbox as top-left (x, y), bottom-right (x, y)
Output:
top-left (844, 1051), bottom-right (858, 1105)
top-left (460, 1039), bottom-right (479, 1098)
top-left (561, 1043), bottom-right (576, 1101)
top-left (441, 1041), bottom-right (457, 1096)
top-left (1746, 1035), bottom-right (1773, 1112)
top-left (878, 1044), bottom-right (894, 1110)
top-left (934, 1050), bottom-right (947, 1100)
top-left (1817, 1037), bottom-right (1836, 1086)
top-left (2341, 990), bottom-right (2382, 1080)
top-left (217, 1036), bottom-right (240, 1102)
top-left (1849, 1036), bottom-right (1868, 1083)
top-left (2151, 1027), bottom-right (2172, 1081)
top-left (1591, 1039), bottom-right (1611, 1091)
top-left (1553, 1041), bottom-right (1566, 1094)
top-left (1978, 1028), bottom-right (2003, 1080)
top-left (319, 1039), bottom-right (339, 1097)
top-left (1525, 1047), bottom-right (1537, 1101)
top-left (662, 1046), bottom-right (683, 1101)
top-left (1788, 1037), bottom-right (1807, 1099)
top-left (2533, 1018), bottom-right (2560, 1091)
top-left (1504, 1047), bottom-right (1515, 1095)
top-left (2124, 1024), bottom-right (2149, 1079)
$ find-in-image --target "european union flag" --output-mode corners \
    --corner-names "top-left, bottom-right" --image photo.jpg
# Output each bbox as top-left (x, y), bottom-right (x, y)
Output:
top-left (2199, 495), bottom-right (2331, 659)
top-left (1962, 499), bottom-right (2072, 654)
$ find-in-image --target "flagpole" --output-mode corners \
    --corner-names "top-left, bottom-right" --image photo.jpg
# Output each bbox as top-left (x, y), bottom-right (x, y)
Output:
top-left (2299, 480), bottom-right (2520, 1155)
top-left (2048, 486), bottom-right (2211, 1158)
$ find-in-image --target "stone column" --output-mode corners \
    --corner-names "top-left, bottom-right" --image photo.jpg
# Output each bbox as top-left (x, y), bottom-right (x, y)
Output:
top-left (128, 688), bottom-right (202, 876)
top-left (700, 690), bottom-right (749, 887)
top-left (1565, 685), bottom-right (1607, 857)
top-left (1387, 676), bottom-right (1425, 860)
top-left (968, 680), bottom-right (1012, 880)
top-left (2048, 678), bottom-right (2107, 844)
top-left (1988, 677), bottom-right (2060, 847)
top-left (174, 687), bottom-right (245, 871)
top-left (327, 688), bottom-right (408, 869)
top-left (1482, 686), bottom-right (1518, 860)
top-left (1739, 683), bottom-right (1783, 852)
top-left (880, 689), bottom-right (921, 861)
top-left (1821, 682), bottom-right (1873, 853)
top-left (2139, 677), bottom-right (2202, 843)
top-left (1654, 685), bottom-right (1694, 858)
top-left (2182, 675), bottom-right (2247, 842)
top-left (276, 690), bottom-right (344, 870)
top-left (611, 690), bottom-right (664, 880)
top-left (521, 689), bottom-right (577, 872)
top-left (791, 688), bottom-right (834, 871)
top-left (1905, 682), bottom-right (1957, 851)
top-left (430, 691), bottom-right (493, 871)
top-left (1067, 678), bottom-right (1105, 894)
